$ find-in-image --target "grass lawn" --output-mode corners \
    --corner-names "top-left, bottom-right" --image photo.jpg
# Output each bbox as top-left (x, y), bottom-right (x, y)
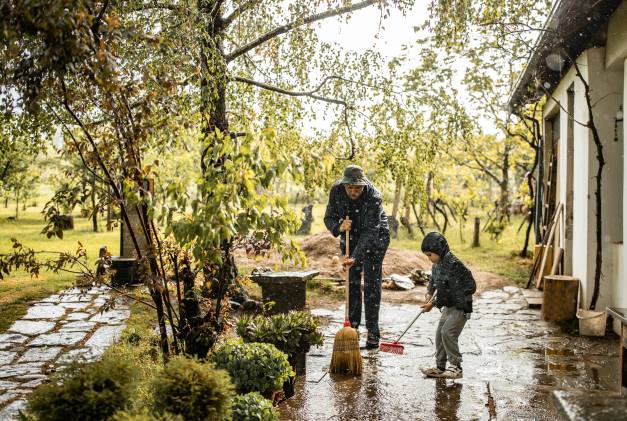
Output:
top-left (0, 199), bottom-right (117, 331)
top-left (0, 194), bottom-right (532, 332)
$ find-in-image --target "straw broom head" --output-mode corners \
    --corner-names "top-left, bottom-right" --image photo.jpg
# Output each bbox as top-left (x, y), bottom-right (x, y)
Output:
top-left (329, 325), bottom-right (362, 375)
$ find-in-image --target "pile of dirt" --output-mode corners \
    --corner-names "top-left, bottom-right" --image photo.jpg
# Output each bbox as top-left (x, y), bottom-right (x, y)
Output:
top-left (235, 231), bottom-right (431, 279)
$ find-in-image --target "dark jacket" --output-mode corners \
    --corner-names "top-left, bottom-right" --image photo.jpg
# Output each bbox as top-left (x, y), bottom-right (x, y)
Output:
top-left (324, 181), bottom-right (390, 264)
top-left (422, 232), bottom-right (476, 313)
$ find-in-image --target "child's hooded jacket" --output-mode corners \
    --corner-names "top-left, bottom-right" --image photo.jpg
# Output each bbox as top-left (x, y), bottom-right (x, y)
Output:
top-left (421, 232), bottom-right (476, 313)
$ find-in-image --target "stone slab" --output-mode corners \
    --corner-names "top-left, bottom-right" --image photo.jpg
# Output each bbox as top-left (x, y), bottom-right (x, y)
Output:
top-left (8, 320), bottom-right (56, 336)
top-left (90, 309), bottom-right (130, 325)
top-left (65, 312), bottom-right (91, 321)
top-left (18, 347), bottom-right (62, 363)
top-left (59, 302), bottom-right (93, 310)
top-left (85, 325), bottom-right (125, 349)
top-left (0, 380), bottom-right (18, 393)
top-left (59, 294), bottom-right (93, 303)
top-left (29, 331), bottom-right (87, 347)
top-left (0, 351), bottom-right (16, 366)
top-left (22, 305), bottom-right (65, 320)
top-left (0, 399), bottom-right (26, 420)
top-left (60, 321), bottom-right (96, 332)
top-left (57, 347), bottom-right (105, 365)
top-left (553, 390), bottom-right (627, 420)
top-left (0, 334), bottom-right (28, 350)
top-left (20, 377), bottom-right (47, 388)
top-left (0, 362), bottom-right (45, 379)
top-left (502, 286), bottom-right (521, 294)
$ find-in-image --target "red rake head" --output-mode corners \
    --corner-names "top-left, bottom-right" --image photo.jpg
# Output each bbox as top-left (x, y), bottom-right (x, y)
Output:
top-left (379, 341), bottom-right (404, 354)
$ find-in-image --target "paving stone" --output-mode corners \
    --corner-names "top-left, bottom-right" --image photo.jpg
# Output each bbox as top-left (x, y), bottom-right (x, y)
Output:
top-left (22, 305), bottom-right (65, 320)
top-left (60, 321), bottom-right (96, 332)
top-left (0, 391), bottom-right (19, 405)
top-left (59, 301), bottom-right (93, 310)
top-left (40, 294), bottom-right (61, 303)
top-left (0, 399), bottom-right (26, 420)
top-left (0, 362), bottom-right (45, 379)
top-left (0, 351), bottom-right (16, 366)
top-left (29, 331), bottom-right (87, 347)
top-left (0, 380), bottom-right (18, 392)
top-left (0, 334), bottom-right (28, 351)
top-left (85, 325), bottom-right (125, 349)
top-left (57, 347), bottom-right (105, 365)
top-left (20, 377), bottom-right (47, 388)
top-left (90, 309), bottom-right (130, 325)
top-left (480, 290), bottom-right (510, 300)
top-left (18, 347), bottom-right (62, 363)
top-left (65, 312), bottom-right (91, 321)
top-left (503, 286), bottom-right (521, 294)
top-left (59, 294), bottom-right (93, 303)
top-left (8, 320), bottom-right (56, 336)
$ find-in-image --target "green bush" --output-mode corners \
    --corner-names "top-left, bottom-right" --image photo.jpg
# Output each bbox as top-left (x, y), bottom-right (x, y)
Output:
top-left (151, 356), bottom-right (234, 421)
top-left (25, 354), bottom-right (139, 421)
top-left (212, 342), bottom-right (294, 394)
top-left (232, 392), bottom-right (278, 421)
top-left (111, 409), bottom-right (183, 421)
top-left (236, 311), bottom-right (323, 356)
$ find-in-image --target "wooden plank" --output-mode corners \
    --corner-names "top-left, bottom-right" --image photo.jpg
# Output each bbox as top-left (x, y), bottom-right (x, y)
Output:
top-left (536, 203), bottom-right (563, 289)
top-left (526, 202), bottom-right (563, 288)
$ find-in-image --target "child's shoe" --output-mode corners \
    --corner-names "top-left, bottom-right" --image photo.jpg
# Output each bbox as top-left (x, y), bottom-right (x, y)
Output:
top-left (420, 366), bottom-right (445, 377)
top-left (440, 365), bottom-right (463, 379)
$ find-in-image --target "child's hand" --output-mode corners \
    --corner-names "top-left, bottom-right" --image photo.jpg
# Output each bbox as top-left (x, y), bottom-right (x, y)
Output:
top-left (425, 294), bottom-right (432, 302)
top-left (420, 302), bottom-right (434, 312)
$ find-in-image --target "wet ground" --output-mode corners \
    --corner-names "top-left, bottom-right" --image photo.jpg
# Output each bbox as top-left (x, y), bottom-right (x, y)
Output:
top-left (279, 287), bottom-right (619, 421)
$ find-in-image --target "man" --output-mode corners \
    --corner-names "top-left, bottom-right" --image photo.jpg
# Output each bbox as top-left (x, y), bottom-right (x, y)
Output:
top-left (324, 165), bottom-right (390, 349)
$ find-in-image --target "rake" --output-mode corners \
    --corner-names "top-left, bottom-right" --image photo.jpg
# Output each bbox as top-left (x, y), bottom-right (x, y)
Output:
top-left (379, 291), bottom-right (437, 354)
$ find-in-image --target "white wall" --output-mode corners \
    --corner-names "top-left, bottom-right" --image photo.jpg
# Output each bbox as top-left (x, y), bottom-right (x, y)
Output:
top-left (543, 48), bottom-right (624, 313)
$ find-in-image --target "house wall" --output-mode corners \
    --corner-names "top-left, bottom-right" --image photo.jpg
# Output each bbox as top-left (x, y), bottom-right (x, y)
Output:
top-left (543, 47), bottom-right (624, 318)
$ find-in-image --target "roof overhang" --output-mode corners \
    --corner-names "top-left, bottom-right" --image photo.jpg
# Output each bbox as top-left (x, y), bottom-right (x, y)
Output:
top-left (508, 0), bottom-right (623, 114)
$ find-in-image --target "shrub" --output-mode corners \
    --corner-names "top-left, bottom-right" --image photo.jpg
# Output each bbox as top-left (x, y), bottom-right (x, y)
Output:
top-left (151, 356), bottom-right (234, 421)
top-left (111, 409), bottom-right (183, 421)
top-left (236, 311), bottom-right (323, 356)
top-left (212, 342), bottom-right (294, 394)
top-left (25, 354), bottom-right (139, 421)
top-left (232, 392), bottom-right (278, 421)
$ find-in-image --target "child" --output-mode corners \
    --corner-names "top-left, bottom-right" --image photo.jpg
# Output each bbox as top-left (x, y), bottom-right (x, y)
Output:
top-left (419, 232), bottom-right (476, 379)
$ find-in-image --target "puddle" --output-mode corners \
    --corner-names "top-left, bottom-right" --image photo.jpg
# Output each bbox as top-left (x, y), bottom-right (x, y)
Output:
top-left (278, 293), bottom-right (620, 420)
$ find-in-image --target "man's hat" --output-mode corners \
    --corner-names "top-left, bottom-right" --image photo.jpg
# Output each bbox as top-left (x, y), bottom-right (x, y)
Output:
top-left (340, 165), bottom-right (368, 186)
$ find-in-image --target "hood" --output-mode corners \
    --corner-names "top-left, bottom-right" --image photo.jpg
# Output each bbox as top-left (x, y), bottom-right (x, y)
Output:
top-left (420, 232), bottom-right (450, 257)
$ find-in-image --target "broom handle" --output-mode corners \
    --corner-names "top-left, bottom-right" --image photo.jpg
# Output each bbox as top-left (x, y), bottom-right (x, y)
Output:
top-left (344, 218), bottom-right (350, 322)
top-left (392, 291), bottom-right (437, 343)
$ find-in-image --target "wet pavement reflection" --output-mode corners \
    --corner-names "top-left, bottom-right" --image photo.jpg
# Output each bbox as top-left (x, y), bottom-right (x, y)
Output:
top-left (279, 287), bottom-right (619, 420)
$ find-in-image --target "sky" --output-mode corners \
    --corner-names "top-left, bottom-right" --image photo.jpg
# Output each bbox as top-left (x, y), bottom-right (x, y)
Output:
top-left (305, 2), bottom-right (500, 136)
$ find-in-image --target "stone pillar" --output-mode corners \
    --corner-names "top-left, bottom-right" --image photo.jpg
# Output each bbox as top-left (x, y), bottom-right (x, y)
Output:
top-left (120, 179), bottom-right (154, 258)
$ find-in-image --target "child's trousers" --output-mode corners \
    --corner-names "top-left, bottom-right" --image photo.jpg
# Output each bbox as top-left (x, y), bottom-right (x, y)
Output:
top-left (435, 306), bottom-right (467, 368)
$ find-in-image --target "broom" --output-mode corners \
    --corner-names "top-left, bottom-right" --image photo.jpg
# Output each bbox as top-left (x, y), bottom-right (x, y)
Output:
top-left (329, 219), bottom-right (363, 375)
top-left (379, 291), bottom-right (437, 355)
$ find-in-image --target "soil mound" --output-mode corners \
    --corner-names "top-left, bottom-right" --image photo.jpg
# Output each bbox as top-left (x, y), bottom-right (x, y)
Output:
top-left (236, 231), bottom-right (431, 279)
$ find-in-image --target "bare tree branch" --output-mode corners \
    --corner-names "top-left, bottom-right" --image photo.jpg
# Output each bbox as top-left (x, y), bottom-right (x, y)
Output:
top-left (225, 0), bottom-right (377, 62)
top-left (222, 0), bottom-right (262, 27)
top-left (232, 76), bottom-right (348, 106)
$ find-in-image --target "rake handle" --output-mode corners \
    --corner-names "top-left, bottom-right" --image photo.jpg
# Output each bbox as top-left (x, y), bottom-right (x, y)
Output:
top-left (392, 291), bottom-right (437, 344)
top-left (344, 217), bottom-right (350, 325)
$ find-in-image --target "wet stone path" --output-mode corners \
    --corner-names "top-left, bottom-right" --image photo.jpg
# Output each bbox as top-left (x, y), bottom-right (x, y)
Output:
top-left (0, 287), bottom-right (130, 419)
top-left (281, 287), bottom-right (619, 421)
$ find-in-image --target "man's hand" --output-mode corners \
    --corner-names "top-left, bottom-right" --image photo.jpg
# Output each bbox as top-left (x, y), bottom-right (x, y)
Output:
top-left (339, 217), bottom-right (352, 233)
top-left (342, 257), bottom-right (355, 270)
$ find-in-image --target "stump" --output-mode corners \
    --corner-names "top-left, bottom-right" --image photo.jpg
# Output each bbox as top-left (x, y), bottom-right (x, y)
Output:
top-left (542, 275), bottom-right (579, 322)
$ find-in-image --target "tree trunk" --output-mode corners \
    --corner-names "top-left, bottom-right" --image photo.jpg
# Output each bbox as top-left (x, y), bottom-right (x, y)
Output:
top-left (15, 189), bottom-right (19, 220)
top-left (91, 175), bottom-right (98, 232)
top-left (521, 145), bottom-right (539, 257)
